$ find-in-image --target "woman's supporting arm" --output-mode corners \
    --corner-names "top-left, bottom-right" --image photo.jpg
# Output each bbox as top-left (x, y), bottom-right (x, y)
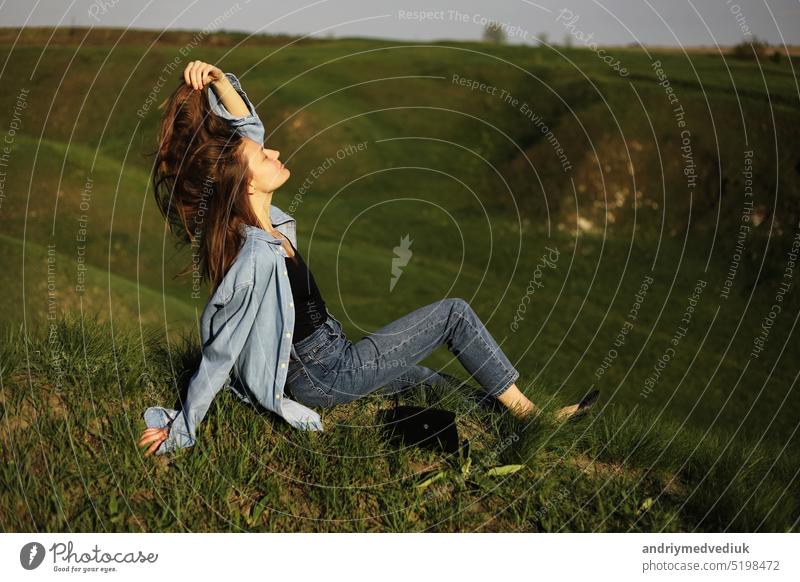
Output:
top-left (143, 268), bottom-right (270, 455)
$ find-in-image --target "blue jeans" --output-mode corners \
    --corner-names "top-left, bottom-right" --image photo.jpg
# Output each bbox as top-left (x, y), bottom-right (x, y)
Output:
top-left (285, 298), bottom-right (520, 409)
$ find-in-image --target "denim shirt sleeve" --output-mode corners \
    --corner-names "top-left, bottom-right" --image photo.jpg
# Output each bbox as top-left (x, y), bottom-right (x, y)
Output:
top-left (143, 279), bottom-right (263, 456)
top-left (206, 72), bottom-right (265, 146)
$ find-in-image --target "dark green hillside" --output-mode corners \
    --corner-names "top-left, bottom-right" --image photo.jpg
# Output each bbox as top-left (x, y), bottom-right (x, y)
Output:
top-left (1, 28), bottom-right (797, 531)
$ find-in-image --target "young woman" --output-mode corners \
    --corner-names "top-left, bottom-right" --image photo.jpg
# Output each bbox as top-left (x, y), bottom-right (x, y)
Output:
top-left (138, 61), bottom-right (597, 457)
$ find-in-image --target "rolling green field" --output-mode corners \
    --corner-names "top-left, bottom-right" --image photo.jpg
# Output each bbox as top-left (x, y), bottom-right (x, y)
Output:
top-left (1, 29), bottom-right (798, 531)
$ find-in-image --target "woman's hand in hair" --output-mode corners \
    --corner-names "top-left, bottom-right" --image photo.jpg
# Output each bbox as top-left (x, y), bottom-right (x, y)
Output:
top-left (183, 61), bottom-right (224, 91)
top-left (138, 426), bottom-right (169, 457)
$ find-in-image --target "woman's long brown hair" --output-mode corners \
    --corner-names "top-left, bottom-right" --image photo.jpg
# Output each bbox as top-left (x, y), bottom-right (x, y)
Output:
top-left (147, 79), bottom-right (263, 292)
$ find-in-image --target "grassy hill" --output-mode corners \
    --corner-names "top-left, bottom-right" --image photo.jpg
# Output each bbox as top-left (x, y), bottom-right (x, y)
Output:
top-left (2, 313), bottom-right (797, 531)
top-left (1, 28), bottom-right (798, 531)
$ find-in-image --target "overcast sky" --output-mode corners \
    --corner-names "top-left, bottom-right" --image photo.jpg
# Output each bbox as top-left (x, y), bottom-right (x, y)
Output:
top-left (2, 0), bottom-right (799, 47)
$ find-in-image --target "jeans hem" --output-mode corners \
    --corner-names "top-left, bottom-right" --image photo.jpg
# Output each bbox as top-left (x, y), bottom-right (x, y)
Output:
top-left (490, 370), bottom-right (519, 399)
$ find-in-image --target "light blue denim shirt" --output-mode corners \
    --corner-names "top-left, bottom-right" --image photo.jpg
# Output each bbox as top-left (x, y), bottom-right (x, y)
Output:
top-left (144, 210), bottom-right (324, 455)
top-left (143, 74), bottom-right (323, 455)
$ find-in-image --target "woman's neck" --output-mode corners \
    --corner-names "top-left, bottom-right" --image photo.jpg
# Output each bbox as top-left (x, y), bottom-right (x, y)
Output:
top-left (252, 193), bottom-right (274, 231)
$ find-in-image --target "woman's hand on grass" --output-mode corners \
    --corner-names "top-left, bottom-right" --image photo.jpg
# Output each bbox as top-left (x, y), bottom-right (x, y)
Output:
top-left (183, 61), bottom-right (224, 91)
top-left (138, 427), bottom-right (169, 457)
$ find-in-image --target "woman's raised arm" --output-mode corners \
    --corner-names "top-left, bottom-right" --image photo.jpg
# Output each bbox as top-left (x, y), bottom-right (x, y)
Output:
top-left (183, 61), bottom-right (249, 116)
top-left (210, 74), bottom-right (251, 117)
top-left (185, 61), bottom-right (266, 146)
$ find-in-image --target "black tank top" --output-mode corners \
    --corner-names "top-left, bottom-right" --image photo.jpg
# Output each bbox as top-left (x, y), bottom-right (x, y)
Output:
top-left (283, 237), bottom-right (328, 343)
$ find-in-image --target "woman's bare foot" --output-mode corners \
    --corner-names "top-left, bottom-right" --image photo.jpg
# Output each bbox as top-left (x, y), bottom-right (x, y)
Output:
top-left (554, 403), bottom-right (581, 421)
top-left (496, 384), bottom-right (539, 417)
top-left (496, 383), bottom-right (585, 421)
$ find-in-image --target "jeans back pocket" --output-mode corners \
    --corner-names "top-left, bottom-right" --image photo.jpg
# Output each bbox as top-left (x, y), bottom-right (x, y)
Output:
top-left (307, 324), bottom-right (345, 377)
top-left (285, 360), bottom-right (334, 408)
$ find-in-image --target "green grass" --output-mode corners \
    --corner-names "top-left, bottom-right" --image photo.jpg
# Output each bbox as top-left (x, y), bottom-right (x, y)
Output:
top-left (1, 29), bottom-right (798, 531)
top-left (2, 313), bottom-right (796, 531)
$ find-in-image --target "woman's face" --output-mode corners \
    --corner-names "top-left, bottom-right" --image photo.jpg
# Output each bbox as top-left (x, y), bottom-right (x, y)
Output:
top-left (241, 137), bottom-right (290, 194)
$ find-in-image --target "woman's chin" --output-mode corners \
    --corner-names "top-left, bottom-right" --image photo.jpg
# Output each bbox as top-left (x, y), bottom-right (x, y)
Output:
top-left (268, 175), bottom-right (290, 192)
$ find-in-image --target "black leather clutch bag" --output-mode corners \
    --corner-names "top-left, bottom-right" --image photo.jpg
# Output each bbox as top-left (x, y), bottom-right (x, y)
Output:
top-left (379, 404), bottom-right (460, 454)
